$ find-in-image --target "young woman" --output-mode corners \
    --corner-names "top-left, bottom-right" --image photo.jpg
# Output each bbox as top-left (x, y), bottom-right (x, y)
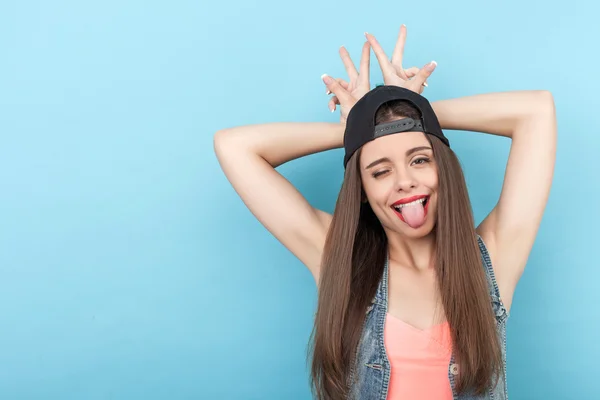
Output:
top-left (214, 26), bottom-right (556, 400)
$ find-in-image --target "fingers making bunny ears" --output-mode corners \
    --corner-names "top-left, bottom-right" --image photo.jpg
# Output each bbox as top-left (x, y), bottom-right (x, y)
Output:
top-left (326, 64), bottom-right (421, 111)
top-left (322, 26), bottom-right (437, 119)
top-left (364, 26), bottom-right (437, 94)
top-left (389, 25), bottom-right (416, 81)
top-left (321, 41), bottom-right (371, 122)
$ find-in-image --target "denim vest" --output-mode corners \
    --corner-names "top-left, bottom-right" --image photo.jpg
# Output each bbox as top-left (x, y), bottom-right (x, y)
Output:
top-left (347, 236), bottom-right (509, 399)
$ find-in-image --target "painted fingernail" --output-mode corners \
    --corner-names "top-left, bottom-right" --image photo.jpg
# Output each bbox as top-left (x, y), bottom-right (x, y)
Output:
top-left (423, 82), bottom-right (428, 87)
top-left (425, 61), bottom-right (437, 71)
top-left (326, 90), bottom-right (331, 95)
top-left (321, 73), bottom-right (333, 84)
top-left (364, 32), bottom-right (369, 37)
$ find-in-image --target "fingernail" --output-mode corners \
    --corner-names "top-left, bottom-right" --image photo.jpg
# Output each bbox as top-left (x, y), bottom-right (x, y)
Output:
top-left (423, 82), bottom-right (428, 87)
top-left (330, 107), bottom-right (335, 113)
top-left (425, 61), bottom-right (437, 71)
top-left (321, 73), bottom-right (333, 84)
top-left (326, 90), bottom-right (331, 95)
top-left (364, 32), bottom-right (369, 37)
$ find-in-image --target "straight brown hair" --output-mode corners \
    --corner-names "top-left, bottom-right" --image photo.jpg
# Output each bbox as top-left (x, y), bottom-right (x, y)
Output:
top-left (308, 100), bottom-right (503, 399)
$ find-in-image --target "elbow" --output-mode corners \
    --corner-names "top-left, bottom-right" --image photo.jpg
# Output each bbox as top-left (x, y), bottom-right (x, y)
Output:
top-left (213, 129), bottom-right (229, 149)
top-left (535, 90), bottom-right (556, 116)
top-left (213, 129), bottom-right (235, 163)
top-left (539, 90), bottom-right (557, 136)
top-left (214, 129), bottom-right (255, 163)
top-left (528, 90), bottom-right (556, 137)
top-left (213, 129), bottom-right (237, 157)
top-left (534, 90), bottom-right (558, 146)
top-left (213, 129), bottom-right (224, 156)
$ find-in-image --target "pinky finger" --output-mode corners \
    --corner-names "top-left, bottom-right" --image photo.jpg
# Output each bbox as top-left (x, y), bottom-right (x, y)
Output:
top-left (329, 96), bottom-right (340, 112)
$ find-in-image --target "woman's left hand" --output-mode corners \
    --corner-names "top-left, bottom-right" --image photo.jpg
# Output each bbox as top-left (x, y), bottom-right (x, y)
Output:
top-left (364, 25), bottom-right (435, 94)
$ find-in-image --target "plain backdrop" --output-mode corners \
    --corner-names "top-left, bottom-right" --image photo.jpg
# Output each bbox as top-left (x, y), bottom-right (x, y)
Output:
top-left (1, 0), bottom-right (598, 399)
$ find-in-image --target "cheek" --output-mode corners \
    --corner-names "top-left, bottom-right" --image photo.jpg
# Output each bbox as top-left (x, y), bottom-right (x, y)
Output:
top-left (362, 181), bottom-right (392, 209)
top-left (429, 175), bottom-right (439, 190)
top-left (418, 167), bottom-right (438, 189)
top-left (364, 186), bottom-right (388, 206)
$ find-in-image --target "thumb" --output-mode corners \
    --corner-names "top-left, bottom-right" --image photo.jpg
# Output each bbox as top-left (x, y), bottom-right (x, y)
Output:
top-left (327, 78), bottom-right (350, 95)
top-left (322, 74), bottom-right (353, 105)
top-left (411, 61), bottom-right (436, 89)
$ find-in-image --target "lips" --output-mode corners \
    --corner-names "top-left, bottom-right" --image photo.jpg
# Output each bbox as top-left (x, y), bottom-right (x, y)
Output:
top-left (391, 194), bottom-right (430, 207)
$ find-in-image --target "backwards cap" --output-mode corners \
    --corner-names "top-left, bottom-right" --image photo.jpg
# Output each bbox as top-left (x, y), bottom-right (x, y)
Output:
top-left (343, 85), bottom-right (450, 168)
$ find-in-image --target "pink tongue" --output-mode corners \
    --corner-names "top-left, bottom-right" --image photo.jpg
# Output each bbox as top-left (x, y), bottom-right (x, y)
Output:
top-left (402, 203), bottom-right (426, 228)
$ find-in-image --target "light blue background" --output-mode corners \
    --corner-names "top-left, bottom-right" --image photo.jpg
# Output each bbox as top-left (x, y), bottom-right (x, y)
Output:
top-left (0, 0), bottom-right (598, 399)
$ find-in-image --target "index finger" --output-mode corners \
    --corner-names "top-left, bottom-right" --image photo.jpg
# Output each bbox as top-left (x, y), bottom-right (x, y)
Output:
top-left (364, 33), bottom-right (396, 77)
top-left (358, 41), bottom-right (371, 86)
top-left (390, 25), bottom-right (407, 68)
top-left (339, 46), bottom-right (359, 82)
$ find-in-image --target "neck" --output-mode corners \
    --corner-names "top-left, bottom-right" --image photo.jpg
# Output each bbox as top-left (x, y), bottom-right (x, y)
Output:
top-left (386, 229), bottom-right (436, 271)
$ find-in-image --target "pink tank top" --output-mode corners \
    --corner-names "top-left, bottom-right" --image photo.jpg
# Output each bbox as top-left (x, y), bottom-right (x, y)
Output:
top-left (384, 312), bottom-right (453, 400)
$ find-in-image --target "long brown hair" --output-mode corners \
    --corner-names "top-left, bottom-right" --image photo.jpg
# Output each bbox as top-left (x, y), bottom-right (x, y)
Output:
top-left (308, 100), bottom-right (502, 399)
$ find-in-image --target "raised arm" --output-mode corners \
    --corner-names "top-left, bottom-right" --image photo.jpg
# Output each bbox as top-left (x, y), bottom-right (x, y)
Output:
top-left (361, 27), bottom-right (556, 311)
top-left (432, 91), bottom-right (557, 311)
top-left (214, 122), bottom-right (340, 282)
top-left (214, 42), bottom-right (372, 284)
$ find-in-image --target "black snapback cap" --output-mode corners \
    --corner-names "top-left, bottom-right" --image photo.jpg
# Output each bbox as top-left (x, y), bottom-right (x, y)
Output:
top-left (343, 85), bottom-right (450, 168)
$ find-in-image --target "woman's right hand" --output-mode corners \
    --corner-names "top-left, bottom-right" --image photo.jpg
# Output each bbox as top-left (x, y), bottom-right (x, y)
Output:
top-left (365, 25), bottom-right (437, 95)
top-left (322, 41), bottom-right (371, 124)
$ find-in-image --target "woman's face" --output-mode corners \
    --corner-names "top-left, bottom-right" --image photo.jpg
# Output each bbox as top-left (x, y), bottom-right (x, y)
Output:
top-left (359, 131), bottom-right (439, 239)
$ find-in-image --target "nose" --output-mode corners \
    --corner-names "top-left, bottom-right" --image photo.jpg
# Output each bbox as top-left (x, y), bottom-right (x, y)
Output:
top-left (394, 167), bottom-right (417, 192)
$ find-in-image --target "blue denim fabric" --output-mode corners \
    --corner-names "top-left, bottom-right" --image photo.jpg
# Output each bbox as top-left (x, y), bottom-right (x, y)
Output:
top-left (347, 235), bottom-right (509, 399)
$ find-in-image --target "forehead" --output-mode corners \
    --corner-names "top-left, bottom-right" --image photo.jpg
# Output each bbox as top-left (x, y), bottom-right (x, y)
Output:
top-left (359, 131), bottom-right (431, 167)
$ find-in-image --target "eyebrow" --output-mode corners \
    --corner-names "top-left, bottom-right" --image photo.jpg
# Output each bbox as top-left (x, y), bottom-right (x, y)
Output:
top-left (364, 146), bottom-right (433, 169)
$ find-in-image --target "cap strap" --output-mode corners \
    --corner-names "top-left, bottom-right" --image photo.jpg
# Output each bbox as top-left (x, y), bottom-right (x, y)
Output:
top-left (373, 118), bottom-right (424, 138)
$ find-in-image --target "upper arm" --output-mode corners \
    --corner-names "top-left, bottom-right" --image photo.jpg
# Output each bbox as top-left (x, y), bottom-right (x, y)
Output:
top-left (214, 130), bottom-right (331, 284)
top-left (477, 91), bottom-right (557, 311)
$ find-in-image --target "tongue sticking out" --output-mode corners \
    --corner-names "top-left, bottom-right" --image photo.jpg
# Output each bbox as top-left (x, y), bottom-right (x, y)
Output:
top-left (401, 203), bottom-right (426, 228)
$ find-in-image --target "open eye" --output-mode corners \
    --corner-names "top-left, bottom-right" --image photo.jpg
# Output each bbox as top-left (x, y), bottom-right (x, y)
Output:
top-left (411, 157), bottom-right (430, 166)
